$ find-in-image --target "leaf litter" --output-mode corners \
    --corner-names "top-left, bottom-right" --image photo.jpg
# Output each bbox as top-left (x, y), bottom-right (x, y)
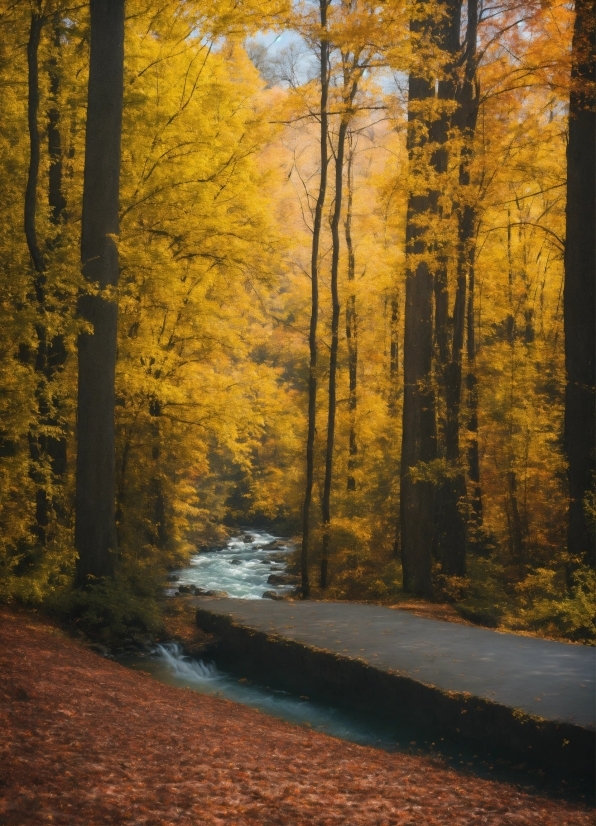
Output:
top-left (0, 608), bottom-right (592, 826)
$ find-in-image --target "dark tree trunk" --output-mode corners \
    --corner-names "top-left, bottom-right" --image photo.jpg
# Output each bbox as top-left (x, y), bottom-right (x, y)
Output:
top-left (48, 15), bottom-right (67, 228)
top-left (45, 13), bottom-right (68, 482)
top-left (345, 143), bottom-right (357, 493)
top-left (301, 0), bottom-right (329, 599)
top-left (25, 8), bottom-right (49, 545)
top-left (25, 7), bottom-right (45, 280)
top-left (564, 0), bottom-right (595, 571)
top-left (25, 7), bottom-right (68, 544)
top-left (428, 0), bottom-right (469, 578)
top-left (320, 116), bottom-right (349, 589)
top-left (400, 56), bottom-right (437, 597)
top-left (465, 225), bottom-right (482, 526)
top-left (435, 0), bottom-right (479, 576)
top-left (149, 398), bottom-right (167, 549)
top-left (401, 2), bottom-right (466, 596)
top-left (75, 0), bottom-right (125, 586)
top-left (389, 296), bottom-right (399, 410)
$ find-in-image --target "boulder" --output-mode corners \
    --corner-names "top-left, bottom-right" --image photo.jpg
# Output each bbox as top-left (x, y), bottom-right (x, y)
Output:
top-left (203, 590), bottom-right (229, 598)
top-left (262, 590), bottom-right (284, 601)
top-left (166, 574), bottom-right (179, 582)
top-left (178, 584), bottom-right (193, 594)
top-left (267, 573), bottom-right (299, 586)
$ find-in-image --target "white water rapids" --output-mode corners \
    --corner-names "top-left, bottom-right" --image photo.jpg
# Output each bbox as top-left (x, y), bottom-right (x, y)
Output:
top-left (166, 529), bottom-right (295, 599)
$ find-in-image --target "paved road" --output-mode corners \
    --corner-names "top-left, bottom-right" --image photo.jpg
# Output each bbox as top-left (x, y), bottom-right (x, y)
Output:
top-left (193, 597), bottom-right (595, 729)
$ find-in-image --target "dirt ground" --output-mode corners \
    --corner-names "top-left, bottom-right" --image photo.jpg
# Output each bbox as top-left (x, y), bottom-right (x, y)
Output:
top-left (0, 607), bottom-right (593, 825)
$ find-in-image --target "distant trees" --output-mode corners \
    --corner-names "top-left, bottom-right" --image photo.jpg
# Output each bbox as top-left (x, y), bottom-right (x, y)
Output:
top-left (0, 0), bottom-right (591, 642)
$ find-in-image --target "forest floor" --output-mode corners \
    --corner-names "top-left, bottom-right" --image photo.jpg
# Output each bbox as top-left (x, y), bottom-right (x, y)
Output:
top-left (1, 606), bottom-right (594, 826)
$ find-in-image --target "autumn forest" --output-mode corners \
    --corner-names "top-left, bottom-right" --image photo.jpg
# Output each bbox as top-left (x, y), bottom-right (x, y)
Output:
top-left (0, 0), bottom-right (594, 643)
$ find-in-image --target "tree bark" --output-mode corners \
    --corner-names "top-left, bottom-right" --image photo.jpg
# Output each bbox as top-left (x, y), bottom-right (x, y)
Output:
top-left (465, 222), bottom-right (482, 526)
top-left (48, 15), bottom-right (67, 228)
top-left (345, 142), bottom-right (357, 492)
top-left (564, 0), bottom-right (595, 571)
top-left (435, 0), bottom-right (479, 576)
top-left (25, 7), bottom-right (68, 544)
top-left (75, 0), bottom-right (125, 586)
top-left (429, 0), bottom-right (468, 577)
top-left (400, 44), bottom-right (437, 596)
top-left (320, 115), bottom-right (349, 589)
top-left (301, 0), bottom-right (329, 599)
top-left (25, 7), bottom-right (49, 545)
top-left (25, 7), bottom-right (45, 281)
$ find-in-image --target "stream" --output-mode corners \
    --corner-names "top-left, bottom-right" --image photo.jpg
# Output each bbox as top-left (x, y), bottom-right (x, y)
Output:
top-left (121, 642), bottom-right (403, 750)
top-left (122, 528), bottom-right (408, 750)
top-left (117, 530), bottom-right (589, 796)
top-left (165, 529), bottom-right (296, 599)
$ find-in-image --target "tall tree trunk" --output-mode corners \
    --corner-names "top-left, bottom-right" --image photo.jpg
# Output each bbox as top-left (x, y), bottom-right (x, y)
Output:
top-left (389, 296), bottom-right (400, 409)
top-left (320, 115), bottom-right (349, 589)
top-left (345, 142), bottom-right (357, 492)
top-left (25, 7), bottom-right (49, 545)
top-left (25, 7), bottom-right (45, 279)
top-left (45, 13), bottom-right (68, 485)
top-left (465, 218), bottom-right (482, 526)
top-left (400, 11), bottom-right (437, 597)
top-left (429, 0), bottom-right (468, 577)
top-left (463, 2), bottom-right (482, 530)
top-left (301, 0), bottom-right (329, 599)
top-left (320, 61), bottom-right (359, 588)
top-left (75, 0), bottom-right (125, 586)
top-left (436, 0), bottom-right (480, 576)
top-left (564, 0), bottom-right (595, 571)
top-left (25, 7), bottom-right (68, 544)
top-left (48, 15), bottom-right (67, 229)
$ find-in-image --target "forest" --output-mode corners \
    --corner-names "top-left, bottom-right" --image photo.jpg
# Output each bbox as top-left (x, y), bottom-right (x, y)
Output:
top-left (0, 0), bottom-right (594, 643)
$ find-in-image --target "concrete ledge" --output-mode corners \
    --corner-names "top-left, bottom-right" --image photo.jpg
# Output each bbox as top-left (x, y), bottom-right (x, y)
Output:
top-left (195, 604), bottom-right (595, 778)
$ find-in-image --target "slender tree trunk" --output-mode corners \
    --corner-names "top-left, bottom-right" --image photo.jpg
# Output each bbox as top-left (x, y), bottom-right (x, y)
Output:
top-left (465, 221), bottom-right (482, 526)
top-left (45, 13), bottom-right (68, 485)
top-left (75, 0), bottom-right (125, 585)
top-left (48, 15), bottom-right (67, 229)
top-left (25, 7), bottom-right (68, 542)
top-left (25, 7), bottom-right (45, 280)
top-left (564, 0), bottom-right (595, 571)
top-left (301, 0), bottom-right (329, 599)
top-left (25, 7), bottom-right (49, 544)
top-left (389, 296), bottom-right (400, 408)
top-left (429, 0), bottom-right (468, 577)
top-left (345, 142), bottom-right (358, 493)
top-left (149, 398), bottom-right (167, 549)
top-left (436, 0), bottom-right (479, 575)
top-left (320, 116), bottom-right (349, 588)
top-left (400, 24), bottom-right (437, 595)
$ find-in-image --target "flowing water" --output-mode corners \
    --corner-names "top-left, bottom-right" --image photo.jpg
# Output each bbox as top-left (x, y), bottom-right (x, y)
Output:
top-left (127, 528), bottom-right (404, 749)
top-left (166, 529), bottom-right (295, 599)
top-left (117, 528), bottom-right (589, 798)
top-left (121, 642), bottom-right (403, 750)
